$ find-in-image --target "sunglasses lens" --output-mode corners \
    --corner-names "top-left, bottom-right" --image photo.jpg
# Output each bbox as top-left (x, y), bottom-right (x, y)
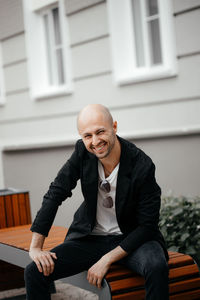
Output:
top-left (100, 180), bottom-right (111, 193)
top-left (103, 196), bottom-right (113, 208)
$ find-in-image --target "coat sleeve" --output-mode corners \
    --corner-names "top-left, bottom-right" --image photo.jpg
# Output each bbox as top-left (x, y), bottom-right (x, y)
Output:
top-left (119, 163), bottom-right (161, 253)
top-left (30, 140), bottom-right (82, 237)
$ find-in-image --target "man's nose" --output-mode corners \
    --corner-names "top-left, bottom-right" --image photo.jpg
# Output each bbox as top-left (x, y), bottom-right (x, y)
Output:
top-left (92, 135), bottom-right (99, 146)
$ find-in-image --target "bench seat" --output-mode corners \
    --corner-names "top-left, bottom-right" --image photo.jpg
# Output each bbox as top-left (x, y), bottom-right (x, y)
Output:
top-left (0, 225), bottom-right (200, 299)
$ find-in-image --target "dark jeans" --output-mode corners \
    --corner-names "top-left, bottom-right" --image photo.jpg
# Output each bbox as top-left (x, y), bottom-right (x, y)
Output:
top-left (24, 235), bottom-right (169, 300)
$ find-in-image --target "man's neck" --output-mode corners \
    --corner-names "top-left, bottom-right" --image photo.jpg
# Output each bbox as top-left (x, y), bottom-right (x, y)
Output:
top-left (100, 137), bottom-right (121, 175)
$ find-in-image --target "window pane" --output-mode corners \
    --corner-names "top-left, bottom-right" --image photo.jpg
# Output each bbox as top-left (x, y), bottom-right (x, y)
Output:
top-left (147, 0), bottom-right (158, 16)
top-left (56, 49), bottom-right (65, 84)
top-left (132, 0), bottom-right (145, 67)
top-left (44, 14), bottom-right (53, 85)
top-left (148, 19), bottom-right (162, 65)
top-left (53, 8), bottom-right (61, 45)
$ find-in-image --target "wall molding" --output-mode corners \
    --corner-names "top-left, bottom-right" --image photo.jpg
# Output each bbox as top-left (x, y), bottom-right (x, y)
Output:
top-left (1, 125), bottom-right (200, 152)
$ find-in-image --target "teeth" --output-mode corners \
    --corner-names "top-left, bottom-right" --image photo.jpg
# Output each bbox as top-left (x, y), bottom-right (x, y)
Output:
top-left (96, 144), bottom-right (105, 151)
top-left (97, 146), bottom-right (103, 150)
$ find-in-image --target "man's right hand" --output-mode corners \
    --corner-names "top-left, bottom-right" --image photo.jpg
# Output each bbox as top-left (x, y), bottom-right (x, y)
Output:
top-left (29, 248), bottom-right (57, 276)
top-left (29, 232), bottom-right (57, 276)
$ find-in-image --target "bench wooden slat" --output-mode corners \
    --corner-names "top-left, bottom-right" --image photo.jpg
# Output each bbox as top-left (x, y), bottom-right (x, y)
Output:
top-left (112, 289), bottom-right (145, 300)
top-left (109, 276), bottom-right (144, 292)
top-left (169, 264), bottom-right (200, 280)
top-left (169, 277), bottom-right (200, 294)
top-left (170, 289), bottom-right (200, 300)
top-left (168, 255), bottom-right (194, 268)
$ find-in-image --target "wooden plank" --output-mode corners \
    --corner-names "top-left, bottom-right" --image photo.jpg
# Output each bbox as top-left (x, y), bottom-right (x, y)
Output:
top-left (25, 193), bottom-right (32, 224)
top-left (4, 195), bottom-right (14, 227)
top-left (0, 260), bottom-right (25, 291)
top-left (12, 194), bottom-right (20, 226)
top-left (110, 271), bottom-right (200, 294)
top-left (169, 255), bottom-right (194, 268)
top-left (109, 276), bottom-right (145, 293)
top-left (0, 196), bottom-right (6, 228)
top-left (169, 264), bottom-right (200, 280)
top-left (170, 288), bottom-right (200, 300)
top-left (18, 193), bottom-right (27, 225)
top-left (112, 289), bottom-right (145, 300)
top-left (170, 277), bottom-right (200, 294)
top-left (0, 225), bottom-right (67, 252)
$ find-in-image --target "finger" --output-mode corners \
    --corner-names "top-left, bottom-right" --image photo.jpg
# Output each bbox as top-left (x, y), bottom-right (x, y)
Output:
top-left (40, 256), bottom-right (52, 276)
top-left (97, 278), bottom-right (102, 289)
top-left (46, 254), bottom-right (55, 274)
top-left (50, 252), bottom-right (57, 260)
top-left (34, 258), bottom-right (43, 273)
top-left (42, 252), bottom-right (55, 275)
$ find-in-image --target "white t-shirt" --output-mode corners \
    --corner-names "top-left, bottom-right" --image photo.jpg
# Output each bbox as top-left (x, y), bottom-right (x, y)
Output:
top-left (91, 161), bottom-right (122, 235)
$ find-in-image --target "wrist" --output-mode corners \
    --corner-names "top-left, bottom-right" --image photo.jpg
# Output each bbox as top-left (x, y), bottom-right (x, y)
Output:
top-left (102, 253), bottom-right (113, 266)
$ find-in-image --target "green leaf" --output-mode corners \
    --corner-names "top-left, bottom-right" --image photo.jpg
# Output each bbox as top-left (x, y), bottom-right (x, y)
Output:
top-left (180, 233), bottom-right (190, 242)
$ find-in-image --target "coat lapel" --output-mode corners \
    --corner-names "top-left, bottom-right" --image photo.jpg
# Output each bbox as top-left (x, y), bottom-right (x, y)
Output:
top-left (115, 137), bottom-right (137, 219)
top-left (82, 153), bottom-right (98, 226)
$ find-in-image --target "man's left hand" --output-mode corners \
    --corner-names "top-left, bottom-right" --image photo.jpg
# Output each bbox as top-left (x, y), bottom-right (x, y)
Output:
top-left (87, 256), bottom-right (111, 289)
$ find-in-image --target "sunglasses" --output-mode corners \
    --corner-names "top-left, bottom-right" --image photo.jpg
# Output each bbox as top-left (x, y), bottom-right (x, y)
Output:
top-left (99, 180), bottom-right (113, 208)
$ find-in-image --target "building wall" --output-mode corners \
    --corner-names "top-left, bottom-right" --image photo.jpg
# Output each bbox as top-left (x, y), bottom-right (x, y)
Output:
top-left (0, 0), bottom-right (200, 223)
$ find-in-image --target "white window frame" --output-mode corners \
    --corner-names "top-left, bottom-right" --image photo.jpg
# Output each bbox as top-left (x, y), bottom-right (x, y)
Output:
top-left (0, 42), bottom-right (5, 106)
top-left (107, 0), bottom-right (177, 85)
top-left (23, 0), bottom-right (73, 100)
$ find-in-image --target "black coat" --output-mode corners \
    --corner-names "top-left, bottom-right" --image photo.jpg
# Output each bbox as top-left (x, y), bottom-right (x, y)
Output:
top-left (31, 136), bottom-right (168, 259)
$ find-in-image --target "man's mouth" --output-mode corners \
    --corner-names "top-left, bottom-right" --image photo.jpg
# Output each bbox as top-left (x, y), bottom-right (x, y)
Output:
top-left (93, 142), bottom-right (106, 152)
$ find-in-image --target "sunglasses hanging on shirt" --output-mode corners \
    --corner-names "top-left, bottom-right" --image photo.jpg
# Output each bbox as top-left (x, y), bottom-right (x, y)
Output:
top-left (99, 180), bottom-right (113, 208)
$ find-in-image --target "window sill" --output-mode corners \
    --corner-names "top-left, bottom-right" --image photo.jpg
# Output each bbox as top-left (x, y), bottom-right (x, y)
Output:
top-left (114, 65), bottom-right (178, 86)
top-left (32, 84), bottom-right (73, 101)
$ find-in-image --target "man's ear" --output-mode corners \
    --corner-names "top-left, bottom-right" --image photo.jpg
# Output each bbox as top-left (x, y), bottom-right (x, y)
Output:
top-left (113, 121), bottom-right (117, 133)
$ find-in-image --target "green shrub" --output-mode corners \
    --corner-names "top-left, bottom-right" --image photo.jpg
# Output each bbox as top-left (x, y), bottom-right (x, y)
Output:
top-left (159, 196), bottom-right (200, 263)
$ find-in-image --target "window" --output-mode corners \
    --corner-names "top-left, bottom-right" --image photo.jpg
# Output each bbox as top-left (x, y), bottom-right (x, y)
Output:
top-left (43, 7), bottom-right (65, 86)
top-left (0, 43), bottom-right (5, 105)
top-left (107, 0), bottom-right (177, 84)
top-left (23, 0), bottom-right (72, 100)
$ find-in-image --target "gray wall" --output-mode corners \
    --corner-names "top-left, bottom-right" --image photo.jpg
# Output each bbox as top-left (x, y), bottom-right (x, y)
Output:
top-left (3, 134), bottom-right (200, 227)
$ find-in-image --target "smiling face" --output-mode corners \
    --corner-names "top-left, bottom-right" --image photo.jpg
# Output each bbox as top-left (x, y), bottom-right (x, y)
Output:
top-left (78, 105), bottom-right (117, 160)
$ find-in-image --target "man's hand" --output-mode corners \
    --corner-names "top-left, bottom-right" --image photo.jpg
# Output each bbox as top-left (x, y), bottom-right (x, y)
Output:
top-left (87, 245), bottom-right (128, 289)
top-left (29, 248), bottom-right (57, 276)
top-left (29, 232), bottom-right (57, 276)
top-left (87, 256), bottom-right (111, 289)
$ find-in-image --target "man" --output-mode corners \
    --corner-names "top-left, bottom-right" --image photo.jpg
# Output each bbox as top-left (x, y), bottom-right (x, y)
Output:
top-left (25, 104), bottom-right (169, 299)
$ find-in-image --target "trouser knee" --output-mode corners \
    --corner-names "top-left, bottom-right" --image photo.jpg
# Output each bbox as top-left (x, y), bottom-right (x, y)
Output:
top-left (24, 261), bottom-right (45, 286)
top-left (146, 259), bottom-right (169, 280)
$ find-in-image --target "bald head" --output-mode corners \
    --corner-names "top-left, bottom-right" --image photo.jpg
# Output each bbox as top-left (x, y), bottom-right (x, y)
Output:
top-left (77, 104), bottom-right (113, 132)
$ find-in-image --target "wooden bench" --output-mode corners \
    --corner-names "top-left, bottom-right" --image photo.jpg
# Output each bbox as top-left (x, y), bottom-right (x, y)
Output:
top-left (0, 225), bottom-right (200, 299)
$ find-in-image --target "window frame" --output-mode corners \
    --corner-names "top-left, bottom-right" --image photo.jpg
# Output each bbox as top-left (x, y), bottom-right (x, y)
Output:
top-left (23, 0), bottom-right (73, 101)
top-left (107, 0), bottom-right (177, 85)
